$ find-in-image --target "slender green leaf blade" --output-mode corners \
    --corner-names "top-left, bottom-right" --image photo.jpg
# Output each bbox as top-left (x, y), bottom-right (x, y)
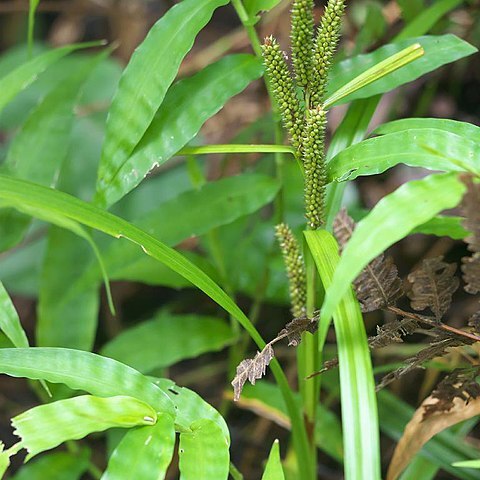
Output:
top-left (27, 0), bottom-right (41, 56)
top-left (0, 42), bottom-right (102, 114)
top-left (328, 129), bottom-right (480, 182)
top-left (305, 230), bottom-right (380, 480)
top-left (262, 440), bottom-right (284, 480)
top-left (0, 348), bottom-right (174, 416)
top-left (102, 312), bottom-right (235, 373)
top-left (11, 451), bottom-right (89, 480)
top-left (327, 35), bottom-right (477, 104)
top-left (102, 414), bottom-right (175, 480)
top-left (320, 173), bottom-right (466, 327)
top-left (102, 54), bottom-right (263, 205)
top-left (373, 118), bottom-right (480, 144)
top-left (0, 282), bottom-right (28, 348)
top-left (13, 395), bottom-right (156, 460)
top-left (453, 460), bottom-right (480, 469)
top-left (179, 419), bottom-right (229, 480)
top-left (96, 0), bottom-right (229, 207)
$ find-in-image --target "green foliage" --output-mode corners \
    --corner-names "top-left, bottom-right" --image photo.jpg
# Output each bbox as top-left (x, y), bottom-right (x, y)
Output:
top-left (262, 440), bottom-right (285, 479)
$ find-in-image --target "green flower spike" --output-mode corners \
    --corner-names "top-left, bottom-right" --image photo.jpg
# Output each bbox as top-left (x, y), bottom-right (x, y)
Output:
top-left (275, 223), bottom-right (307, 318)
top-left (291, 0), bottom-right (315, 89)
top-left (262, 36), bottom-right (303, 152)
top-left (311, 0), bottom-right (346, 106)
top-left (303, 106), bottom-right (327, 229)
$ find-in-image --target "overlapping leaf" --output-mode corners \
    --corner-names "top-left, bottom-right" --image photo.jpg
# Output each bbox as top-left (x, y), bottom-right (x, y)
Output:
top-left (0, 282), bottom-right (28, 348)
top-left (96, 0), bottom-right (230, 207)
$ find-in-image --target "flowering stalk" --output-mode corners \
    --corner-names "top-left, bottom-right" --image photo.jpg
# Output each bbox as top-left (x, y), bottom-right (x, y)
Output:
top-left (275, 223), bottom-right (307, 318)
top-left (291, 0), bottom-right (315, 89)
top-left (262, 36), bottom-right (303, 152)
top-left (310, 0), bottom-right (346, 106)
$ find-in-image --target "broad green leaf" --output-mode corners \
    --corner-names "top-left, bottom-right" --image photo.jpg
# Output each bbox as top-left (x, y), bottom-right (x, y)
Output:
top-left (327, 129), bottom-right (480, 182)
top-left (0, 348), bottom-right (174, 416)
top-left (0, 42), bottom-right (101, 114)
top-left (398, 0), bottom-right (424, 22)
top-left (0, 50), bottom-right (108, 252)
top-left (96, 0), bottom-right (229, 207)
top-left (305, 230), bottom-right (380, 480)
top-left (102, 414), bottom-right (175, 480)
top-left (153, 378), bottom-right (229, 443)
top-left (373, 118), bottom-right (480, 144)
top-left (0, 443), bottom-right (10, 478)
top-left (262, 440), bottom-right (284, 480)
top-left (12, 450), bottom-right (90, 480)
top-left (327, 35), bottom-right (477, 105)
top-left (13, 395), bottom-right (156, 460)
top-left (0, 282), bottom-right (28, 348)
top-left (395, 0), bottom-right (462, 41)
top-left (0, 175), bottom-right (311, 479)
top-left (412, 216), bottom-right (467, 239)
top-left (102, 54), bottom-right (263, 206)
top-left (379, 390), bottom-right (480, 479)
top-left (400, 457), bottom-right (439, 480)
top-left (320, 173), bottom-right (465, 340)
top-left (102, 312), bottom-right (235, 373)
top-left (179, 419), bottom-right (229, 480)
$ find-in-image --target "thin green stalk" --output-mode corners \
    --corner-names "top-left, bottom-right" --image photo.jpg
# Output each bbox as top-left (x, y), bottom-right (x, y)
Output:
top-left (178, 144), bottom-right (295, 156)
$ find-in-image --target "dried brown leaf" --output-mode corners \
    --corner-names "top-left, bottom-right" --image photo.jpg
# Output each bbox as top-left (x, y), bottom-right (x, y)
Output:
top-left (468, 311), bottom-right (480, 334)
top-left (387, 388), bottom-right (480, 480)
top-left (232, 345), bottom-right (274, 401)
top-left (333, 208), bottom-right (403, 312)
top-left (462, 252), bottom-right (480, 294)
top-left (278, 316), bottom-right (318, 347)
top-left (407, 256), bottom-right (459, 320)
top-left (461, 175), bottom-right (480, 253)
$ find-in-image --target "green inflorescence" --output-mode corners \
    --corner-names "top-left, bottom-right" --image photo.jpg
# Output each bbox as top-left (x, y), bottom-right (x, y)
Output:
top-left (303, 106), bottom-right (327, 230)
top-left (275, 223), bottom-right (307, 318)
top-left (262, 0), bottom-right (346, 230)
top-left (311, 0), bottom-right (346, 106)
top-left (291, 0), bottom-right (315, 89)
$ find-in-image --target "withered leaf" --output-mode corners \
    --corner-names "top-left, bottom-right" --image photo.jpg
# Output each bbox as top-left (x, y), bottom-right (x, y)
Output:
top-left (333, 208), bottom-right (403, 312)
top-left (461, 175), bottom-right (480, 253)
top-left (407, 256), bottom-right (459, 320)
top-left (423, 367), bottom-right (480, 418)
top-left (232, 345), bottom-right (274, 401)
top-left (462, 252), bottom-right (480, 294)
top-left (468, 311), bottom-right (480, 334)
top-left (279, 315), bottom-right (318, 347)
top-left (387, 386), bottom-right (480, 480)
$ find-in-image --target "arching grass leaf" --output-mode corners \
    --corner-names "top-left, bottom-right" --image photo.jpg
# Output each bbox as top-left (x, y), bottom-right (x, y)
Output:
top-left (305, 230), bottom-right (381, 480)
top-left (412, 216), bottom-right (468, 239)
top-left (327, 35), bottom-right (477, 105)
top-left (0, 282), bottom-right (28, 348)
top-left (328, 129), bottom-right (480, 183)
top-left (102, 312), bottom-right (235, 373)
top-left (0, 348), bottom-right (174, 416)
top-left (96, 0), bottom-right (229, 207)
top-left (179, 419), bottom-right (229, 480)
top-left (320, 173), bottom-right (465, 343)
top-left (102, 414), bottom-right (175, 480)
top-left (13, 395), bottom-right (156, 460)
top-left (104, 54), bottom-right (263, 206)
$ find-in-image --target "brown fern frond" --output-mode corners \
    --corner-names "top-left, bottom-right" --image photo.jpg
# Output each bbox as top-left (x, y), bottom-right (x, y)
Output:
top-left (407, 256), bottom-right (459, 321)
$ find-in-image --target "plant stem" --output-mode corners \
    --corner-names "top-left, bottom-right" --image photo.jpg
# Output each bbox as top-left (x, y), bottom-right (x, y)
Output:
top-left (178, 144), bottom-right (295, 156)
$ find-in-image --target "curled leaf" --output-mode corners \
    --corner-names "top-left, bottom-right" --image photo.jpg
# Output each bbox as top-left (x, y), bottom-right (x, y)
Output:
top-left (407, 256), bottom-right (459, 321)
top-left (334, 208), bottom-right (403, 312)
top-left (387, 384), bottom-right (480, 480)
top-left (232, 345), bottom-right (274, 401)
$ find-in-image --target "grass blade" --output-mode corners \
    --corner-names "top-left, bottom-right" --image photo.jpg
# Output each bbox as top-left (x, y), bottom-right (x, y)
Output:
top-left (0, 282), bottom-right (28, 348)
top-left (262, 440), bottom-right (284, 480)
top-left (102, 414), bottom-right (175, 480)
top-left (320, 173), bottom-right (466, 326)
top-left (305, 230), bottom-right (380, 480)
top-left (96, 0), bottom-right (229, 207)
